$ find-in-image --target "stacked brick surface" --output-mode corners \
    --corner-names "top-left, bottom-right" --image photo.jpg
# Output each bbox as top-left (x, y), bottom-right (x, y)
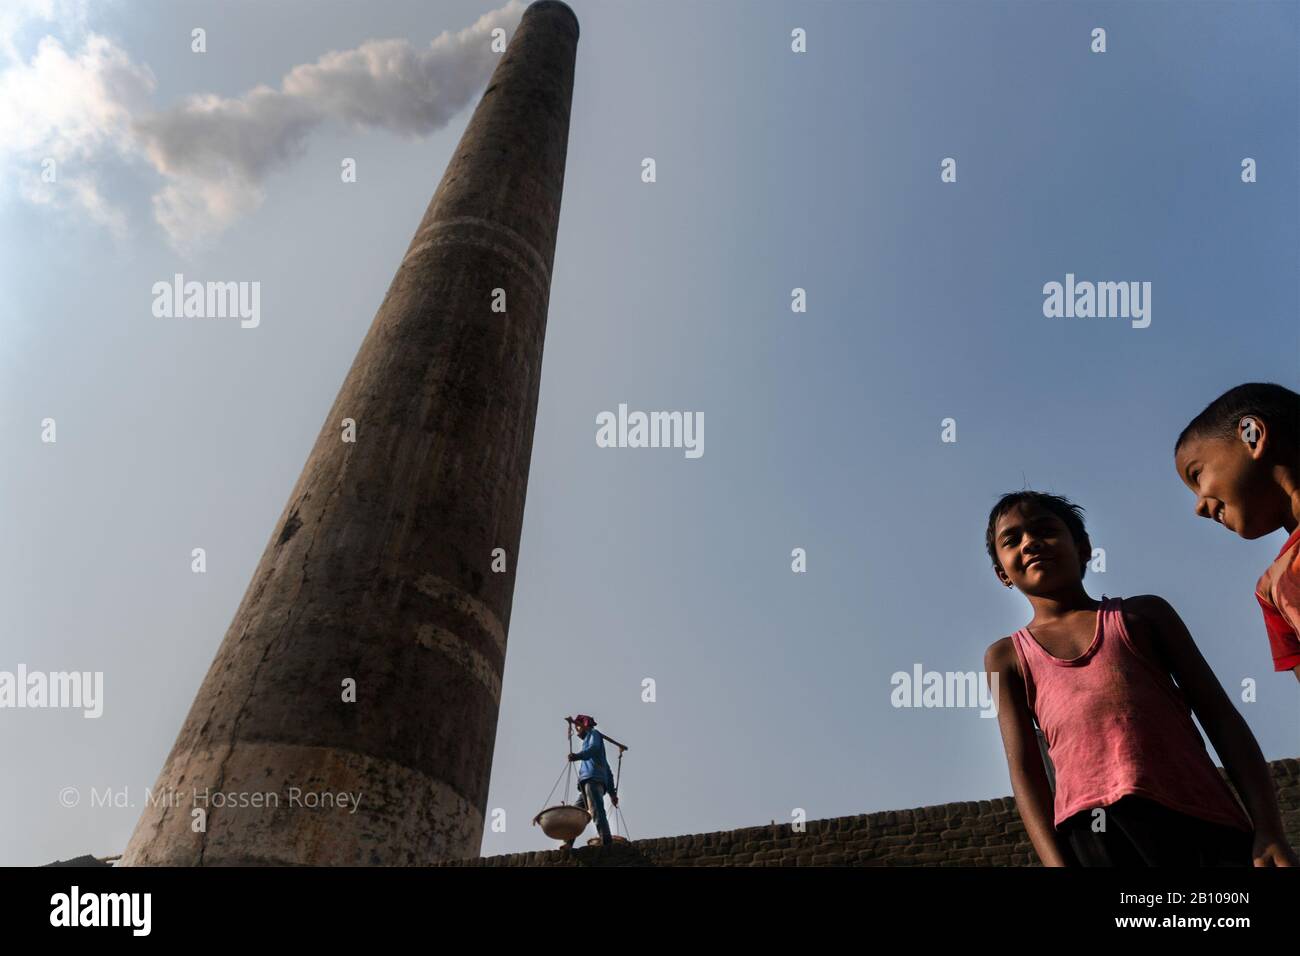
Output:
top-left (439, 758), bottom-right (1300, 866)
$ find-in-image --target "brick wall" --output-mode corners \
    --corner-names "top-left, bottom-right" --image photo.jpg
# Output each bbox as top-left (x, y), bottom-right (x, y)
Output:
top-left (438, 757), bottom-right (1300, 867)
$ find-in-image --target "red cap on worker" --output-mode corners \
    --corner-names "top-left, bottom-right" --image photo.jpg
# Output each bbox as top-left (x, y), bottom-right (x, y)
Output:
top-left (573, 713), bottom-right (596, 728)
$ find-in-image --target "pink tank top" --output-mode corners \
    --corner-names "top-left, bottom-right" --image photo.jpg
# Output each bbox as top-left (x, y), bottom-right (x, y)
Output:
top-left (1009, 596), bottom-right (1252, 832)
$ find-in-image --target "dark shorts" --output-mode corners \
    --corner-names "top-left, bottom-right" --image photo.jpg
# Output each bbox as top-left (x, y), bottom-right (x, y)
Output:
top-left (1057, 795), bottom-right (1253, 867)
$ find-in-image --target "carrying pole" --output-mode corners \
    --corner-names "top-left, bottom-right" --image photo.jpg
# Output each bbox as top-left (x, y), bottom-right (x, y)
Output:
top-left (564, 716), bottom-right (628, 752)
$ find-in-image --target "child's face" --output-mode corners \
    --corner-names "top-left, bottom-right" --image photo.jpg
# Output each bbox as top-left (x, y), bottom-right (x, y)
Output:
top-left (1174, 430), bottom-right (1276, 539)
top-left (992, 503), bottom-right (1088, 594)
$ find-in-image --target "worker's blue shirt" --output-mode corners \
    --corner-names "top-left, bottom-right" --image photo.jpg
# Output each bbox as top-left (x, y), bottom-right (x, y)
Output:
top-left (574, 729), bottom-right (615, 792)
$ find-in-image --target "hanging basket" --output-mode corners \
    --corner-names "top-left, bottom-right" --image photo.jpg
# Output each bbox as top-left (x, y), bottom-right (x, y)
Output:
top-left (532, 804), bottom-right (591, 841)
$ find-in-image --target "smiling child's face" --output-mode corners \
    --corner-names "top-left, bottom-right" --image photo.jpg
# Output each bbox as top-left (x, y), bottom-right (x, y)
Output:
top-left (1174, 429), bottom-right (1276, 539)
top-left (992, 502), bottom-right (1088, 594)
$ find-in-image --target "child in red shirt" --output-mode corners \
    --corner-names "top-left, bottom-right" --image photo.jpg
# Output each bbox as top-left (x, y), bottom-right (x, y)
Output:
top-left (1174, 383), bottom-right (1300, 680)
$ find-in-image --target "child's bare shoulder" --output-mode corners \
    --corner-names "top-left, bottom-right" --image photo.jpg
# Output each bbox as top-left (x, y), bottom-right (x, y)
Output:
top-left (1120, 595), bottom-right (1192, 665)
top-left (1122, 593), bottom-right (1179, 625)
top-left (984, 635), bottom-right (1019, 673)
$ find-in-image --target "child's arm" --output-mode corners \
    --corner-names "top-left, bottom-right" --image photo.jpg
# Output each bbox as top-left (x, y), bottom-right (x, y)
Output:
top-left (984, 638), bottom-right (1071, 866)
top-left (1130, 595), bottom-right (1298, 867)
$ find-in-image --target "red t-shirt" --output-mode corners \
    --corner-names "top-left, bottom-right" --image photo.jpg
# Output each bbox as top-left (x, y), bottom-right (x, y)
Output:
top-left (1256, 525), bottom-right (1300, 672)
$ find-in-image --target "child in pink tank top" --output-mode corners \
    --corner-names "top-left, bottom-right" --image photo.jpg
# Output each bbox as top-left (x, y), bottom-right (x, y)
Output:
top-left (982, 491), bottom-right (1296, 867)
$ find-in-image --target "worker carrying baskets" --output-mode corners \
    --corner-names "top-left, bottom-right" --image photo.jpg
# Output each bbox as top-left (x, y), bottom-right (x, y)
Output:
top-left (532, 713), bottom-right (629, 849)
top-left (567, 713), bottom-right (618, 846)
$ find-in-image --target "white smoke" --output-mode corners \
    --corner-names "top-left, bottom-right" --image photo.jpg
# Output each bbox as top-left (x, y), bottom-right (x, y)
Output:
top-left (0, 24), bottom-right (153, 238)
top-left (0, 0), bottom-right (524, 248)
top-left (0, 0), bottom-right (93, 63)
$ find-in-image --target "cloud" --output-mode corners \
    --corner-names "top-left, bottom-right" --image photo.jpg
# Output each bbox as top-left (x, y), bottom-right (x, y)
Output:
top-left (0, 28), bottom-right (152, 237)
top-left (0, 0), bottom-right (524, 249)
top-left (0, 0), bottom-right (92, 64)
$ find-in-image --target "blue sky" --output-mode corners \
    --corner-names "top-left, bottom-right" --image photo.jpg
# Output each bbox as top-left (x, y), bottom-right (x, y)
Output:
top-left (1, 0), bottom-right (1296, 864)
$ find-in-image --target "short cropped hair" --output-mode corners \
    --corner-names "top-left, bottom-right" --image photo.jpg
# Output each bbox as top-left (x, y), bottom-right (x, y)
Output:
top-left (1175, 382), bottom-right (1300, 456)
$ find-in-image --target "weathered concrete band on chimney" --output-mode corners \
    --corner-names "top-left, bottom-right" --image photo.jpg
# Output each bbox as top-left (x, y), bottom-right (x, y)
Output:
top-left (121, 0), bottom-right (578, 866)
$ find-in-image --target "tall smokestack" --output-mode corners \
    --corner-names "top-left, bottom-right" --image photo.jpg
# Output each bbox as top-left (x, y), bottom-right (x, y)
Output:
top-left (122, 0), bottom-right (579, 866)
